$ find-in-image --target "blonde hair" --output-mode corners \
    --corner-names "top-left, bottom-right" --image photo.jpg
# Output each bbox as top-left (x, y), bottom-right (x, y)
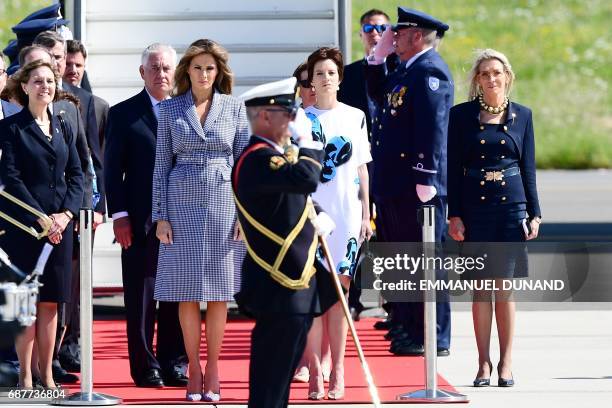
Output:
top-left (467, 48), bottom-right (515, 100)
top-left (174, 39), bottom-right (233, 95)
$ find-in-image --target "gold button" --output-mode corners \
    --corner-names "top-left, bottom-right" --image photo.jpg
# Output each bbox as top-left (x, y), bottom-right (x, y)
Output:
top-left (481, 155), bottom-right (485, 159)
top-left (480, 125), bottom-right (484, 130)
top-left (376, 141), bottom-right (380, 146)
top-left (379, 124), bottom-right (382, 129)
top-left (383, 109), bottom-right (386, 113)
top-left (480, 139), bottom-right (485, 144)
top-left (400, 153), bottom-right (405, 158)
top-left (503, 125), bottom-right (508, 131)
top-left (501, 140), bottom-right (506, 144)
top-left (501, 181), bottom-right (506, 186)
top-left (480, 181), bottom-right (485, 186)
top-left (418, 153), bottom-right (424, 159)
top-left (481, 196), bottom-right (485, 201)
top-left (502, 196), bottom-right (507, 201)
top-left (501, 155), bottom-right (505, 159)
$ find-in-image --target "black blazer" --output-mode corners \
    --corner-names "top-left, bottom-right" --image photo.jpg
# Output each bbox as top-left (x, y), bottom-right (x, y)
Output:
top-left (63, 82), bottom-right (105, 213)
top-left (0, 108), bottom-right (84, 225)
top-left (104, 89), bottom-right (158, 235)
top-left (54, 99), bottom-right (94, 209)
top-left (338, 55), bottom-right (399, 137)
top-left (447, 100), bottom-right (541, 219)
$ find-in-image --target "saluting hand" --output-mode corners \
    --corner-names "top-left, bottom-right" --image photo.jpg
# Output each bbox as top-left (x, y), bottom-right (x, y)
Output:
top-left (156, 220), bottom-right (173, 245)
top-left (449, 217), bottom-right (465, 241)
top-left (372, 26), bottom-right (395, 61)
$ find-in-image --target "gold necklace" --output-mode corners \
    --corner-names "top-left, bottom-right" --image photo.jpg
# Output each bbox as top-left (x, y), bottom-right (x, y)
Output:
top-left (478, 94), bottom-right (509, 114)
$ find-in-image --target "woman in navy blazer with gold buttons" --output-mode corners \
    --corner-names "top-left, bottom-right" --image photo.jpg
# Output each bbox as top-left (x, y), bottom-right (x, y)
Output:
top-left (447, 49), bottom-right (541, 388)
top-left (0, 60), bottom-right (83, 389)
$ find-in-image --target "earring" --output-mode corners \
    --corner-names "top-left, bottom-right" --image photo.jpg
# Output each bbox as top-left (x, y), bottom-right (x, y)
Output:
top-left (336, 86), bottom-right (340, 91)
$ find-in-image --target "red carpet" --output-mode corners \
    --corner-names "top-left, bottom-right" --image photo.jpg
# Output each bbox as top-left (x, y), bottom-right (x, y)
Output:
top-left (64, 318), bottom-right (457, 404)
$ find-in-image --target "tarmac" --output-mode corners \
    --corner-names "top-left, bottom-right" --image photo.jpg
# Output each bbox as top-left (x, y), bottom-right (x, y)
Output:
top-left (5, 170), bottom-right (612, 408)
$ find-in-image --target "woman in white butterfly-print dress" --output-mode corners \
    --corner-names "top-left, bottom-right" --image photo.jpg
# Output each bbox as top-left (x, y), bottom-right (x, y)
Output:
top-left (303, 47), bottom-right (373, 401)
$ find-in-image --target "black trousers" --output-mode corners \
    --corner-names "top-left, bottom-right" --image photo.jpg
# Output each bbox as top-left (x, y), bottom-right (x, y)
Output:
top-left (248, 314), bottom-right (313, 408)
top-left (122, 229), bottom-right (186, 382)
top-left (375, 194), bottom-right (451, 349)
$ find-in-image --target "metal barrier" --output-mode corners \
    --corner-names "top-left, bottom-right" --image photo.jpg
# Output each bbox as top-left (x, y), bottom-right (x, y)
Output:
top-left (53, 209), bottom-right (121, 406)
top-left (397, 205), bottom-right (468, 403)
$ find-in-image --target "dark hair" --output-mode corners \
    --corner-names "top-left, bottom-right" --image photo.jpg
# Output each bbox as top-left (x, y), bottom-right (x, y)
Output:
top-left (306, 47), bottom-right (344, 83)
top-left (18, 45), bottom-right (52, 67)
top-left (293, 61), bottom-right (308, 80)
top-left (8, 60), bottom-right (62, 106)
top-left (174, 39), bottom-right (233, 95)
top-left (33, 30), bottom-right (65, 51)
top-left (359, 9), bottom-right (390, 25)
top-left (67, 39), bottom-right (87, 59)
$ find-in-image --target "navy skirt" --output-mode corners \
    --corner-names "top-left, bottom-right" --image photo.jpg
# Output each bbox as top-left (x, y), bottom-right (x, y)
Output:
top-left (460, 204), bottom-right (528, 279)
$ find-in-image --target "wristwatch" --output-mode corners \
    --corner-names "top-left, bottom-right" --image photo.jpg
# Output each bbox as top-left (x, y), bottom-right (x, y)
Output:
top-left (532, 216), bottom-right (542, 224)
top-left (63, 209), bottom-right (74, 220)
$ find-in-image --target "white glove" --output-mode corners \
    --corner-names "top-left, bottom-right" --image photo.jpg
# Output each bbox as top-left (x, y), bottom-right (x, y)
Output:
top-left (313, 212), bottom-right (335, 237)
top-left (416, 184), bottom-right (437, 203)
top-left (371, 27), bottom-right (395, 63)
top-left (288, 108), bottom-right (312, 144)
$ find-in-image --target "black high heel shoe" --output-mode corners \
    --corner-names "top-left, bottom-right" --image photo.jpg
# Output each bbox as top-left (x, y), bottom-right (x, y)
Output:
top-left (497, 364), bottom-right (515, 387)
top-left (473, 362), bottom-right (493, 387)
top-left (498, 374), bottom-right (515, 387)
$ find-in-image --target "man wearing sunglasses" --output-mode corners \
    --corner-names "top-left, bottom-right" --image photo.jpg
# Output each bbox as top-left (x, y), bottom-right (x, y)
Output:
top-left (337, 9), bottom-right (400, 323)
top-left (234, 77), bottom-right (337, 408)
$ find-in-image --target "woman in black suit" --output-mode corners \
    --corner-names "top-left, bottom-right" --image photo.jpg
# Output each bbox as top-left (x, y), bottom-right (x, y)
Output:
top-left (447, 49), bottom-right (541, 388)
top-left (0, 60), bottom-right (83, 389)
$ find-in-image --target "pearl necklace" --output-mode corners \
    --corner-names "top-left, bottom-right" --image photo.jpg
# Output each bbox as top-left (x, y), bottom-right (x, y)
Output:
top-left (478, 94), bottom-right (509, 114)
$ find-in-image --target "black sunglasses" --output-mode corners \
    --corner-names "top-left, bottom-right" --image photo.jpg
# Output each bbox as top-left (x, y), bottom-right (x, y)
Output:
top-left (362, 24), bottom-right (387, 34)
top-left (265, 106), bottom-right (297, 119)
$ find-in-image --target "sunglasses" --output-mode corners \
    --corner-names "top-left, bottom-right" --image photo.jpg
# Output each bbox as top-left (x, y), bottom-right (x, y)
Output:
top-left (265, 107), bottom-right (297, 119)
top-left (362, 24), bottom-right (388, 34)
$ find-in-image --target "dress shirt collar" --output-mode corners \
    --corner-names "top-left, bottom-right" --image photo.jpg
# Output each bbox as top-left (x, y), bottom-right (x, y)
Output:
top-left (404, 46), bottom-right (432, 70)
top-left (253, 135), bottom-right (284, 153)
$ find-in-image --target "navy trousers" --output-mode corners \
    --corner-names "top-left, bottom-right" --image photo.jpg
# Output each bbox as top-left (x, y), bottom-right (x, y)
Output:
top-left (375, 194), bottom-right (451, 349)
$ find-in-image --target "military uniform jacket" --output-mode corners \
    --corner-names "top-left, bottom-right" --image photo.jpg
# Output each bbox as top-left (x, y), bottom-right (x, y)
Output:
top-left (232, 137), bottom-right (336, 317)
top-left (447, 100), bottom-right (541, 219)
top-left (366, 48), bottom-right (454, 200)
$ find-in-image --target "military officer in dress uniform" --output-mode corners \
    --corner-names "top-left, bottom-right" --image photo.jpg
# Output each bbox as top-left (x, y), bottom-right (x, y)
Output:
top-left (233, 77), bottom-right (337, 408)
top-left (365, 7), bottom-right (453, 356)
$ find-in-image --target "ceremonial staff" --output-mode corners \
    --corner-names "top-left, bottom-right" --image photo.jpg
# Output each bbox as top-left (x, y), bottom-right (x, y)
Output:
top-left (318, 234), bottom-right (382, 408)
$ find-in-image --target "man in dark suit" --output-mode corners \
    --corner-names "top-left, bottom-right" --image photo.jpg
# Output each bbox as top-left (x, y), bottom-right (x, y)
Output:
top-left (33, 31), bottom-right (105, 221)
top-left (64, 39), bottom-right (109, 150)
top-left (104, 43), bottom-right (187, 388)
top-left (234, 78), bottom-right (336, 408)
top-left (365, 7), bottom-right (454, 356)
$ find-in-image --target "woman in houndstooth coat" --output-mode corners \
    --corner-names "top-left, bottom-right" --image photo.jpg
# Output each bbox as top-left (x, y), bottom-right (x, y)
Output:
top-left (152, 39), bottom-right (248, 401)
